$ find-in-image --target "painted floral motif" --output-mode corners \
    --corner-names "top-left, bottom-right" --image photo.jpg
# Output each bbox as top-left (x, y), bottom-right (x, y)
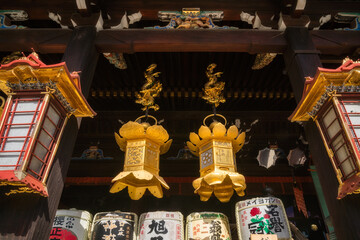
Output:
top-left (250, 207), bottom-right (261, 217)
top-left (249, 207), bottom-right (273, 234)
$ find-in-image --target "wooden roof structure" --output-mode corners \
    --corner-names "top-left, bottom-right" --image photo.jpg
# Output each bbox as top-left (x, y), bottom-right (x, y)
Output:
top-left (0, 0), bottom-right (359, 239)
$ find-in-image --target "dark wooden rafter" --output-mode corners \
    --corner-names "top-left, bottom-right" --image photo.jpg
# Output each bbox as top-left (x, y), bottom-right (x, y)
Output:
top-left (96, 30), bottom-right (360, 54)
top-left (0, 29), bottom-right (73, 53)
top-left (89, 88), bottom-right (295, 100)
top-left (0, 26), bottom-right (99, 239)
top-left (0, 29), bottom-right (358, 55)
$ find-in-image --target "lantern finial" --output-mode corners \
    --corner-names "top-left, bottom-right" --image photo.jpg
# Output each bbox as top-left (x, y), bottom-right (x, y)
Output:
top-left (135, 64), bottom-right (162, 111)
top-left (189, 64), bottom-right (246, 202)
top-left (110, 64), bottom-right (172, 200)
top-left (202, 63), bottom-right (225, 108)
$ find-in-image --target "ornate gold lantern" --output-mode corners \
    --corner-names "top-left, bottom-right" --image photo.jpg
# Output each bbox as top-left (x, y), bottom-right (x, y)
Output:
top-left (187, 63), bottom-right (246, 202)
top-left (0, 52), bottom-right (95, 196)
top-left (290, 59), bottom-right (360, 199)
top-left (110, 64), bottom-right (172, 200)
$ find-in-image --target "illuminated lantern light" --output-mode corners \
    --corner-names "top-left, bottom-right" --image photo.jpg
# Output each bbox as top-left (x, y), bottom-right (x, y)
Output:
top-left (0, 52), bottom-right (95, 197)
top-left (187, 114), bottom-right (246, 202)
top-left (290, 59), bottom-right (360, 199)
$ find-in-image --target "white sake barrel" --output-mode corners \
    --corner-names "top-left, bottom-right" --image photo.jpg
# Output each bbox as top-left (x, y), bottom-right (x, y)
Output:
top-left (138, 211), bottom-right (184, 240)
top-left (235, 197), bottom-right (292, 240)
top-left (90, 211), bottom-right (137, 240)
top-left (49, 209), bottom-right (92, 240)
top-left (186, 212), bottom-right (231, 240)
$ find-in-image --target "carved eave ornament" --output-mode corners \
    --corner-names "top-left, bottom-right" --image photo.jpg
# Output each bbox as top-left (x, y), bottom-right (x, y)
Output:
top-left (289, 59), bottom-right (360, 122)
top-left (0, 53), bottom-right (95, 118)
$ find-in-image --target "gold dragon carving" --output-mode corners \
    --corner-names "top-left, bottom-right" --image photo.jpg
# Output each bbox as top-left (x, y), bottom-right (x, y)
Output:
top-left (202, 63), bottom-right (225, 107)
top-left (135, 64), bottom-right (162, 111)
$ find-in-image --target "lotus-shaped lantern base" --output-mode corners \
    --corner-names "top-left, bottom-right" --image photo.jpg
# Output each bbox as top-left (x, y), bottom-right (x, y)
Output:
top-left (110, 170), bottom-right (169, 200)
top-left (193, 171), bottom-right (246, 203)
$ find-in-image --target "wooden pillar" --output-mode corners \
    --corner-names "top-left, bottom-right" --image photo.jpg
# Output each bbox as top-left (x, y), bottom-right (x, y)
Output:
top-left (284, 27), bottom-right (360, 240)
top-left (0, 26), bottom-right (98, 239)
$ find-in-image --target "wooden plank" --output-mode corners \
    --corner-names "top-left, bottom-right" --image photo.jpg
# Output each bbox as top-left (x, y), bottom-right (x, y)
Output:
top-left (95, 29), bottom-right (360, 54)
top-left (0, 0), bottom-right (277, 21)
top-left (0, 29), bottom-right (358, 55)
top-left (0, 29), bottom-right (72, 53)
top-left (283, 27), bottom-right (360, 240)
top-left (0, 26), bottom-right (98, 239)
top-left (1, 0), bottom-right (360, 21)
top-left (96, 29), bottom-right (286, 53)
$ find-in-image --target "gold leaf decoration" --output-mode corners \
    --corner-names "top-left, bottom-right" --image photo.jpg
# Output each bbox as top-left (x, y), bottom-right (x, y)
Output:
top-left (202, 63), bottom-right (225, 107)
top-left (188, 118), bottom-right (246, 202)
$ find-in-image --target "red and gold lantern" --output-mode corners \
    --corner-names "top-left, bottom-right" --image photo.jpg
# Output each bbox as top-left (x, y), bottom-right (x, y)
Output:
top-left (290, 59), bottom-right (360, 199)
top-left (0, 52), bottom-right (95, 196)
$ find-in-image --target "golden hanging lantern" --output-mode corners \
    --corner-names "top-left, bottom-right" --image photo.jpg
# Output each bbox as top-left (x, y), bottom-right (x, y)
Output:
top-left (188, 63), bottom-right (246, 202)
top-left (110, 64), bottom-right (172, 200)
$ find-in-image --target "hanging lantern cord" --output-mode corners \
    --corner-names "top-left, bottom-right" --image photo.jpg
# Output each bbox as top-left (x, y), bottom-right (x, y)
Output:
top-left (212, 104), bottom-right (217, 119)
top-left (145, 106), bottom-right (149, 122)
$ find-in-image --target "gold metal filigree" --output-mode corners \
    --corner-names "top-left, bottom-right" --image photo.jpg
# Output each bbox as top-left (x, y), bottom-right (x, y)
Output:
top-left (0, 181), bottom-right (43, 196)
top-left (135, 64), bottom-right (162, 111)
top-left (0, 96), bottom-right (5, 116)
top-left (188, 114), bottom-right (246, 202)
top-left (202, 64), bottom-right (225, 108)
top-left (6, 187), bottom-right (36, 196)
top-left (252, 53), bottom-right (277, 70)
top-left (1, 51), bottom-right (22, 65)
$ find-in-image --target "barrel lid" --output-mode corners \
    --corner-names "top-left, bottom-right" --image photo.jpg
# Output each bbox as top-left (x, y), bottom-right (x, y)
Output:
top-left (55, 209), bottom-right (93, 221)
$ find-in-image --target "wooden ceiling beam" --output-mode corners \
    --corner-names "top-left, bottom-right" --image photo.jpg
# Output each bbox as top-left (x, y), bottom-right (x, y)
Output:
top-left (96, 29), bottom-right (360, 55)
top-left (0, 29), bottom-right (358, 55)
top-left (0, 29), bottom-right (73, 53)
top-left (1, 0), bottom-right (360, 21)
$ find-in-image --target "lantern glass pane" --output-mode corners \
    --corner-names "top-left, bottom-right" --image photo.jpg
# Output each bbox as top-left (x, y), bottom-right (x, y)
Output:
top-left (327, 120), bottom-right (341, 139)
top-left (332, 135), bottom-right (350, 162)
top-left (340, 99), bottom-right (360, 152)
top-left (47, 106), bottom-right (61, 125)
top-left (0, 152), bottom-right (23, 170)
top-left (29, 157), bottom-right (43, 174)
top-left (340, 159), bottom-right (356, 179)
top-left (27, 102), bottom-right (64, 180)
top-left (38, 130), bottom-right (53, 147)
top-left (201, 148), bottom-right (213, 169)
top-left (43, 118), bottom-right (57, 136)
top-left (0, 98), bottom-right (43, 171)
top-left (33, 142), bottom-right (48, 160)
top-left (323, 107), bottom-right (336, 128)
top-left (322, 107), bottom-right (342, 139)
top-left (7, 125), bottom-right (35, 137)
top-left (13, 99), bottom-right (39, 112)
